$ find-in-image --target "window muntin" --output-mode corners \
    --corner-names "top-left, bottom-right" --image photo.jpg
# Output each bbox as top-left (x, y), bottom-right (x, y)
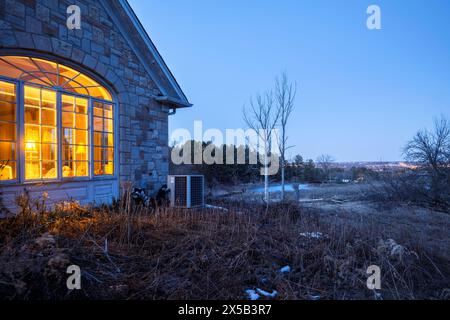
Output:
top-left (0, 81), bottom-right (17, 181)
top-left (0, 56), bottom-right (112, 101)
top-left (0, 56), bottom-right (115, 182)
top-left (93, 101), bottom-right (114, 176)
top-left (24, 86), bottom-right (58, 180)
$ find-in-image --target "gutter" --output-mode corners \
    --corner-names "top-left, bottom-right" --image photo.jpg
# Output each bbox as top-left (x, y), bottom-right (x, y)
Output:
top-left (155, 95), bottom-right (193, 109)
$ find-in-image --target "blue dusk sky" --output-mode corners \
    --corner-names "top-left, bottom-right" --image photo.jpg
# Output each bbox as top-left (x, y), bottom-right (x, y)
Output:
top-left (129, 0), bottom-right (450, 162)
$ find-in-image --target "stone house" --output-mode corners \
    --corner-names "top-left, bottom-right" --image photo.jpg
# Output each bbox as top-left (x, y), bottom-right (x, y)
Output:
top-left (0, 0), bottom-right (191, 212)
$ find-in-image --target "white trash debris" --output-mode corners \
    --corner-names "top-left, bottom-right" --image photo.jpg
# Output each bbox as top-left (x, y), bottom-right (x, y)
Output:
top-left (257, 288), bottom-right (278, 298)
top-left (280, 266), bottom-right (291, 274)
top-left (245, 289), bottom-right (260, 300)
top-left (300, 232), bottom-right (323, 239)
top-left (246, 288), bottom-right (277, 300)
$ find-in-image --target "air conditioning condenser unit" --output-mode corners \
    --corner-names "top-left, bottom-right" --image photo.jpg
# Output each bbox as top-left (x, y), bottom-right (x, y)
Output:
top-left (167, 175), bottom-right (205, 208)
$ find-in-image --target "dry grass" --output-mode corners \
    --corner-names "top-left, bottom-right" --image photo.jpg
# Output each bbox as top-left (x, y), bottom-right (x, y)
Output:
top-left (0, 194), bottom-right (449, 300)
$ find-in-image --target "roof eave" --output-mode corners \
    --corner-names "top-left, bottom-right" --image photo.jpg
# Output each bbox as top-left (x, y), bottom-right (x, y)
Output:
top-left (155, 96), bottom-right (193, 109)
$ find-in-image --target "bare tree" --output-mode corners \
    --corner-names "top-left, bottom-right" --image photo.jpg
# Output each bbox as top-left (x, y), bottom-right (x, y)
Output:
top-left (275, 72), bottom-right (297, 201)
top-left (316, 154), bottom-right (335, 183)
top-left (243, 91), bottom-right (281, 203)
top-left (404, 115), bottom-right (450, 170)
top-left (404, 115), bottom-right (450, 205)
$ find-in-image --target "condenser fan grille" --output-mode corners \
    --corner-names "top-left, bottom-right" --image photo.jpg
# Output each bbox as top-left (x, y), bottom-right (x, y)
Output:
top-left (174, 176), bottom-right (188, 207)
top-left (190, 176), bottom-right (204, 207)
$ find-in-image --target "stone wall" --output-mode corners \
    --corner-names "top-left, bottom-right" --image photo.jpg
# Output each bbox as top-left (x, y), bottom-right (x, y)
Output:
top-left (0, 0), bottom-right (171, 195)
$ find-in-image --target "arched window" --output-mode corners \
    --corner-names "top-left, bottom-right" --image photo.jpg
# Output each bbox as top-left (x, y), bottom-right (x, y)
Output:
top-left (0, 56), bottom-right (115, 182)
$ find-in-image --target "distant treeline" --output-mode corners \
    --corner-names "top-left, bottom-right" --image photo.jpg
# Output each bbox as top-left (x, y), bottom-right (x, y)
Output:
top-left (169, 141), bottom-right (376, 187)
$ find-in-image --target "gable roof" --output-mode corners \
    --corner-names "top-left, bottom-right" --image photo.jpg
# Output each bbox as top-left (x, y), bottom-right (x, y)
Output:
top-left (100, 0), bottom-right (192, 109)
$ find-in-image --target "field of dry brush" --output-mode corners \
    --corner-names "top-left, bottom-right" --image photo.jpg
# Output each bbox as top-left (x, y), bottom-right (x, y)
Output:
top-left (0, 188), bottom-right (449, 300)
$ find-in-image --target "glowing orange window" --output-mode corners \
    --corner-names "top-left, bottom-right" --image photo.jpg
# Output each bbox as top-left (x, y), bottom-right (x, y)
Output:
top-left (93, 101), bottom-right (114, 176)
top-left (24, 86), bottom-right (58, 180)
top-left (0, 56), bottom-right (114, 182)
top-left (62, 94), bottom-right (89, 178)
top-left (0, 81), bottom-right (17, 181)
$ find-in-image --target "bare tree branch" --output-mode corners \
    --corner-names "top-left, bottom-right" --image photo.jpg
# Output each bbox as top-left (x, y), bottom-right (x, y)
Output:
top-left (275, 72), bottom-right (297, 200)
top-left (242, 90), bottom-right (281, 203)
top-left (316, 154), bottom-right (336, 183)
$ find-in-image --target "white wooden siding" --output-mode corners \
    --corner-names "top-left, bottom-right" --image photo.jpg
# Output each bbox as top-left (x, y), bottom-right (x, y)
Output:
top-left (0, 179), bottom-right (119, 215)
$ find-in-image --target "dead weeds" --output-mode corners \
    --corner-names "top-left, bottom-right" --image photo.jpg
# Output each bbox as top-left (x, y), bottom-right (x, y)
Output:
top-left (0, 197), bottom-right (449, 300)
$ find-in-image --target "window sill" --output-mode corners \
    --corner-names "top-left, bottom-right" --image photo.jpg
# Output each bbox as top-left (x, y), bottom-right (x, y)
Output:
top-left (0, 176), bottom-right (118, 187)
